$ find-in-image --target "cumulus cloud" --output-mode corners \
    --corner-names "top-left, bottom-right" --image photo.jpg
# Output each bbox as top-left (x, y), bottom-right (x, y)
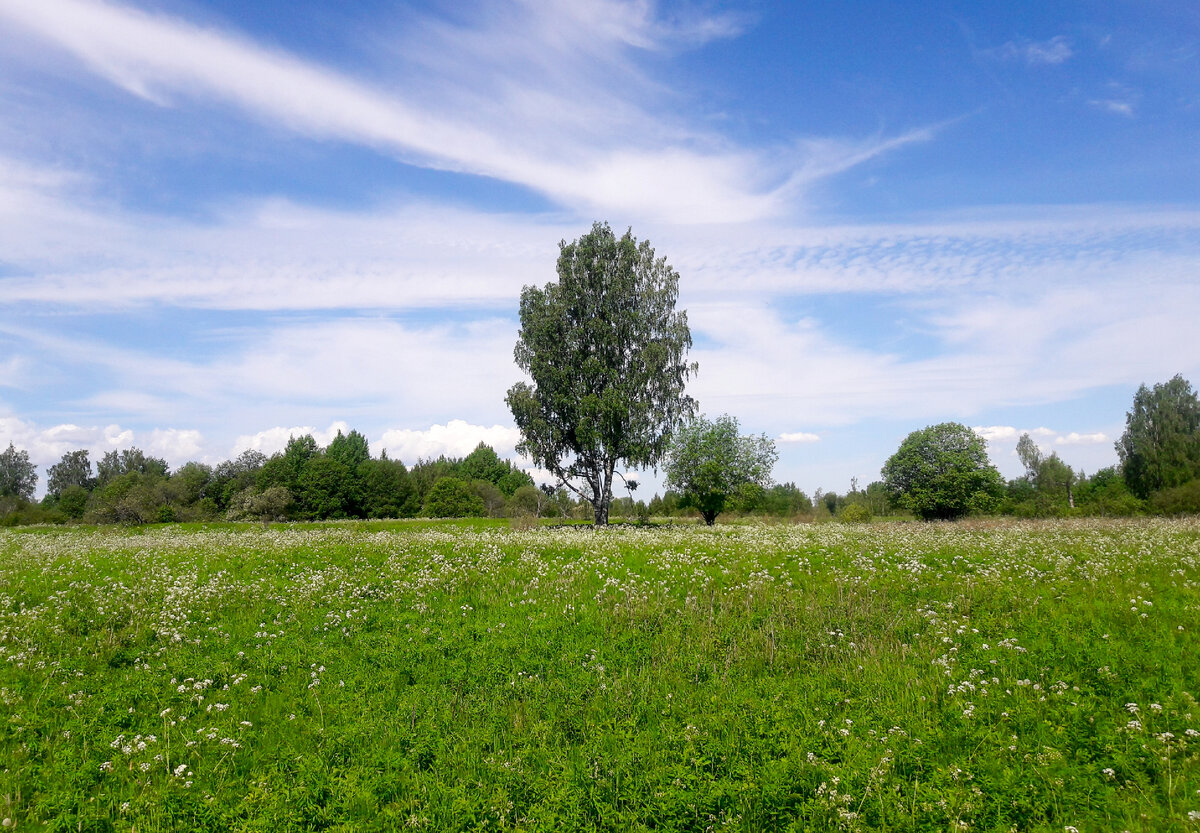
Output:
top-left (972, 426), bottom-right (1055, 443)
top-left (1056, 431), bottom-right (1108, 445)
top-left (0, 416), bottom-right (199, 472)
top-left (779, 432), bottom-right (820, 444)
top-left (379, 420), bottom-right (522, 464)
top-left (145, 428), bottom-right (204, 460)
top-left (232, 422), bottom-right (351, 457)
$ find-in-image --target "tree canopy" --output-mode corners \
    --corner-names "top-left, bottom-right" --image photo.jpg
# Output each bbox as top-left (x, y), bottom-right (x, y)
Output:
top-left (663, 414), bottom-right (777, 525)
top-left (47, 449), bottom-right (94, 498)
top-left (506, 222), bottom-right (697, 526)
top-left (1116, 374), bottom-right (1200, 499)
top-left (0, 443), bottom-right (37, 502)
top-left (881, 423), bottom-right (1004, 520)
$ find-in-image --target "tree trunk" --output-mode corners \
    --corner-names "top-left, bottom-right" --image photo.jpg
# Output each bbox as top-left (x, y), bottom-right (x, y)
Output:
top-left (593, 460), bottom-right (615, 527)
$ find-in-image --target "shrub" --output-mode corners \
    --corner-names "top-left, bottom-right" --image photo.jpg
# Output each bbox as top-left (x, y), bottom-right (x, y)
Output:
top-left (423, 478), bottom-right (485, 518)
top-left (839, 503), bottom-right (871, 523)
top-left (226, 487), bottom-right (294, 522)
top-left (1148, 479), bottom-right (1200, 515)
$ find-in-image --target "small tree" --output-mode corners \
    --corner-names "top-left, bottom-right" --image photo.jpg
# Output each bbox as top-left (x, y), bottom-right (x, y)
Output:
top-left (663, 414), bottom-right (778, 525)
top-left (96, 448), bottom-right (168, 487)
top-left (0, 443), bottom-right (37, 502)
top-left (47, 450), bottom-right (95, 498)
top-left (1116, 374), bottom-right (1200, 499)
top-left (423, 478), bottom-right (485, 518)
top-left (882, 423), bottom-right (1003, 520)
top-left (327, 429), bottom-right (371, 470)
top-left (507, 222), bottom-right (697, 526)
top-left (1014, 432), bottom-right (1076, 513)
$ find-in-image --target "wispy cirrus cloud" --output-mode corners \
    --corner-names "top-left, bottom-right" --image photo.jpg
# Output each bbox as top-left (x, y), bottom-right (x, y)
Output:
top-left (1089, 98), bottom-right (1135, 117)
top-left (0, 0), bottom-right (926, 223)
top-left (985, 35), bottom-right (1074, 66)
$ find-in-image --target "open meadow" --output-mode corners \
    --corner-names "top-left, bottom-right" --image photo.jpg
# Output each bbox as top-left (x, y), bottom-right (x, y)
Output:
top-left (0, 519), bottom-right (1198, 832)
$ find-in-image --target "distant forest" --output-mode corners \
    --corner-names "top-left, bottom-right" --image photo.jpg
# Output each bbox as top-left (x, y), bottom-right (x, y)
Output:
top-left (1, 372), bottom-right (1199, 526)
top-left (0, 428), bottom-right (812, 526)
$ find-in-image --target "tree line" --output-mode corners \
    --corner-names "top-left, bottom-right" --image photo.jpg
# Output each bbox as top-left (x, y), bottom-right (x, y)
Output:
top-left (2, 367), bottom-right (1198, 526)
top-left (0, 431), bottom-right (559, 525)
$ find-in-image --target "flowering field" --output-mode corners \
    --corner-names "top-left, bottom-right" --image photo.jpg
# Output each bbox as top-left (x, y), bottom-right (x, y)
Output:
top-left (1, 520), bottom-right (1198, 831)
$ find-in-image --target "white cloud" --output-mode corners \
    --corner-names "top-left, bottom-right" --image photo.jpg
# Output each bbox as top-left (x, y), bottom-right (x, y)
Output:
top-left (145, 428), bottom-right (204, 461)
top-left (232, 422), bottom-right (351, 457)
top-left (1090, 99), bottom-right (1135, 117)
top-left (972, 426), bottom-right (1055, 443)
top-left (378, 420), bottom-right (522, 463)
top-left (0, 416), bottom-right (197, 471)
top-left (779, 432), bottom-right (820, 444)
top-left (1056, 431), bottom-right (1108, 445)
top-left (988, 36), bottom-right (1074, 66)
top-left (0, 0), bottom-right (929, 223)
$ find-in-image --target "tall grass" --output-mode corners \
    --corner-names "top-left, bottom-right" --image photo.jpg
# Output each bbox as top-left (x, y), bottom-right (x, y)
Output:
top-left (0, 519), bottom-right (1197, 830)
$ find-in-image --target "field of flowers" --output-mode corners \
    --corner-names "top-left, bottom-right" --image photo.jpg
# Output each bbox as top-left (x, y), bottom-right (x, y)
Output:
top-left (0, 519), bottom-right (1198, 831)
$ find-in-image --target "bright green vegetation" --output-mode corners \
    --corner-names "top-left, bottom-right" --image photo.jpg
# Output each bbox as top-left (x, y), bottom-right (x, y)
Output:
top-left (1, 520), bottom-right (1198, 831)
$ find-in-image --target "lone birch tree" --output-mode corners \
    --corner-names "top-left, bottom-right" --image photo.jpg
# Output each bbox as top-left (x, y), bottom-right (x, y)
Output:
top-left (506, 222), bottom-right (697, 526)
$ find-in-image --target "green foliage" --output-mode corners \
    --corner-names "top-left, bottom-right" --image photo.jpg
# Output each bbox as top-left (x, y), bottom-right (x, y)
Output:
top-left (357, 458), bottom-right (415, 518)
top-left (862, 480), bottom-right (891, 516)
top-left (838, 502), bottom-right (871, 523)
top-left (282, 434), bottom-right (319, 481)
top-left (422, 477), bottom-right (485, 518)
top-left (1004, 435), bottom-right (1079, 517)
top-left (1148, 479), bottom-right (1200, 515)
top-left (96, 447), bottom-right (168, 487)
top-left (461, 442), bottom-right (534, 497)
top-left (86, 471), bottom-right (169, 524)
top-left (1117, 374), bottom-right (1200, 499)
top-left (56, 483), bottom-right (89, 519)
top-left (1073, 466), bottom-right (1144, 517)
top-left (47, 449), bottom-right (95, 498)
top-left (663, 414), bottom-right (778, 525)
top-left (168, 461), bottom-right (213, 507)
top-left (507, 222), bottom-right (697, 525)
top-left (0, 442), bottom-right (37, 501)
top-left (295, 455), bottom-right (355, 519)
top-left (226, 485), bottom-right (293, 521)
top-left (758, 482), bottom-right (814, 517)
top-left (882, 422), bottom-right (1004, 520)
top-left (468, 479), bottom-right (507, 517)
top-left (509, 484), bottom-right (559, 518)
top-left (327, 429), bottom-right (371, 470)
top-left (211, 450), bottom-right (267, 511)
top-left (408, 456), bottom-right (461, 505)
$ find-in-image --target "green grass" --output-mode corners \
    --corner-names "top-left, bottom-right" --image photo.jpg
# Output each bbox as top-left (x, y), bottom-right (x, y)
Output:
top-left (0, 519), bottom-right (1198, 831)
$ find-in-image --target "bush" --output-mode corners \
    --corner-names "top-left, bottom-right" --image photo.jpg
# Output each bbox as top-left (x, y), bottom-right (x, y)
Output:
top-left (57, 484), bottom-right (89, 520)
top-left (1149, 479), bottom-right (1200, 516)
top-left (226, 487), bottom-right (294, 522)
top-left (423, 478), bottom-right (485, 518)
top-left (839, 503), bottom-right (871, 524)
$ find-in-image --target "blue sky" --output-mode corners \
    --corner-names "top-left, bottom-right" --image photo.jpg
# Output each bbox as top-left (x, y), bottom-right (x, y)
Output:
top-left (1, 0), bottom-right (1198, 498)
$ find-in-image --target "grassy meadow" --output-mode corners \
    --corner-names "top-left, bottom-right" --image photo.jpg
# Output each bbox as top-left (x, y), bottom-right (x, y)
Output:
top-left (0, 519), bottom-right (1198, 831)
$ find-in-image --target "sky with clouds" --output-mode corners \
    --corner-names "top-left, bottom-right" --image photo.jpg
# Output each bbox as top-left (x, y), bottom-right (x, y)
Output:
top-left (1, 0), bottom-right (1197, 497)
